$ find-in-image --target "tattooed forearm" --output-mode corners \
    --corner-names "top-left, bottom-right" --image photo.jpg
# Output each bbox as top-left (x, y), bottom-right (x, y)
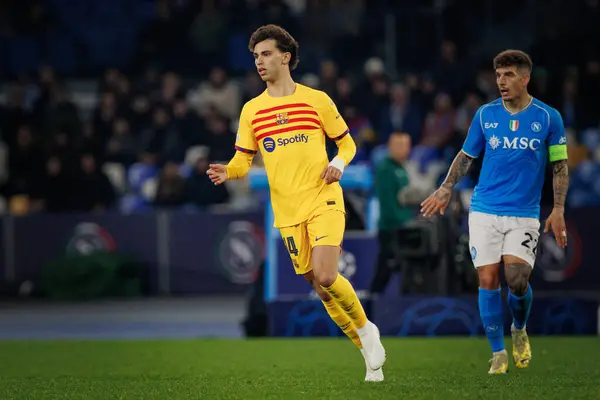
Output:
top-left (441, 151), bottom-right (474, 189)
top-left (552, 159), bottom-right (569, 210)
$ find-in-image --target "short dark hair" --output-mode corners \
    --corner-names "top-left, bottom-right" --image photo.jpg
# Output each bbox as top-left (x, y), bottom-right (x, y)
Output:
top-left (493, 50), bottom-right (533, 73)
top-left (248, 24), bottom-right (300, 71)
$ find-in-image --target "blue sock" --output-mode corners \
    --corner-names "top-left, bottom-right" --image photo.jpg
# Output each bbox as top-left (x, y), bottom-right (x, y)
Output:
top-left (508, 284), bottom-right (532, 329)
top-left (478, 288), bottom-right (505, 352)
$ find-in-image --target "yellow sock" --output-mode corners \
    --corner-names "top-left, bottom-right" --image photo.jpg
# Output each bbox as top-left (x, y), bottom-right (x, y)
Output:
top-left (321, 274), bottom-right (368, 329)
top-left (322, 299), bottom-right (362, 349)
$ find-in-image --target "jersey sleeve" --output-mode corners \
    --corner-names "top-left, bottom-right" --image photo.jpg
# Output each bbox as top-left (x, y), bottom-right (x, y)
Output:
top-left (234, 103), bottom-right (258, 154)
top-left (317, 92), bottom-right (350, 141)
top-left (547, 108), bottom-right (568, 162)
top-left (461, 106), bottom-right (486, 158)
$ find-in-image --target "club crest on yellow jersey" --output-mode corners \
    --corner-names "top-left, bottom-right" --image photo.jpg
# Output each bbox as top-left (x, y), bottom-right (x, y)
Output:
top-left (275, 112), bottom-right (289, 125)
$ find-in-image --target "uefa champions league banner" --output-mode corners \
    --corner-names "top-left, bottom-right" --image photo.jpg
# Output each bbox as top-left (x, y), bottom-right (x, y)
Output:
top-left (168, 211), bottom-right (264, 294)
top-left (9, 213), bottom-right (160, 291)
top-left (2, 205), bottom-right (600, 296)
top-left (274, 233), bottom-right (387, 298)
top-left (268, 295), bottom-right (600, 337)
top-left (4, 211), bottom-right (264, 295)
top-left (530, 207), bottom-right (600, 290)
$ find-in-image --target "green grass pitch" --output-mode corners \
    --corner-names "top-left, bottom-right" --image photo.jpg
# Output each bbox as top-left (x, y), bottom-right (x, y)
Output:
top-left (1, 337), bottom-right (599, 399)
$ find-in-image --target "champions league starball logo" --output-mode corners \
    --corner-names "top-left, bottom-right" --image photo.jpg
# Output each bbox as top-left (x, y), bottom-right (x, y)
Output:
top-left (66, 223), bottom-right (116, 256)
top-left (536, 223), bottom-right (582, 282)
top-left (216, 221), bottom-right (264, 284)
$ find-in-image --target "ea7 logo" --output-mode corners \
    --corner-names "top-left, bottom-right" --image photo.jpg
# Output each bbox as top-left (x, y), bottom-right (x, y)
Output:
top-left (484, 122), bottom-right (498, 129)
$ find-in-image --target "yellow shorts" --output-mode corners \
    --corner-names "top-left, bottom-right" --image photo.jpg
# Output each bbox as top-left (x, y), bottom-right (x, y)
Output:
top-left (278, 205), bottom-right (345, 275)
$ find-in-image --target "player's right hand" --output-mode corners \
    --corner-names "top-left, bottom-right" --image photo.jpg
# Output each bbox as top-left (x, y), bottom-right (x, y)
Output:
top-left (420, 186), bottom-right (452, 217)
top-left (207, 164), bottom-right (228, 185)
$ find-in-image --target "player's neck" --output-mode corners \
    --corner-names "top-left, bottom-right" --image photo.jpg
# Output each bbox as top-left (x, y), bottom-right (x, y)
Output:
top-left (266, 75), bottom-right (296, 98)
top-left (504, 93), bottom-right (532, 114)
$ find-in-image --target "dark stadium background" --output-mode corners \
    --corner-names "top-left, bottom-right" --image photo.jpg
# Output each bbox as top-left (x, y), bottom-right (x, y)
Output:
top-left (0, 0), bottom-right (599, 360)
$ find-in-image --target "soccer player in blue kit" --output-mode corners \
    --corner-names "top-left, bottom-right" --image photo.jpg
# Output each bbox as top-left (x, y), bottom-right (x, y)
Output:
top-left (420, 50), bottom-right (570, 374)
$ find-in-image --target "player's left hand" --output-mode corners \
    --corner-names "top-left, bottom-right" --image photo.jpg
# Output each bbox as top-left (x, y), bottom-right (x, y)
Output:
top-left (420, 186), bottom-right (452, 217)
top-left (544, 207), bottom-right (567, 248)
top-left (321, 165), bottom-right (342, 185)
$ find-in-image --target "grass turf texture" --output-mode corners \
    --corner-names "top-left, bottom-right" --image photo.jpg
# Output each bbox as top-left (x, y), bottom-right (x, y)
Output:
top-left (1, 337), bottom-right (598, 399)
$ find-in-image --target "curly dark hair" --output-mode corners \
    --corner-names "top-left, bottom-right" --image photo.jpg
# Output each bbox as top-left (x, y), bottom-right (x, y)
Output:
top-left (248, 24), bottom-right (300, 71)
top-left (493, 50), bottom-right (533, 73)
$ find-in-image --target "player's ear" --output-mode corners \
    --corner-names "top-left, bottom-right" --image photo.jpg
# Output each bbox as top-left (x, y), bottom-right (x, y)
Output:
top-left (522, 73), bottom-right (530, 87)
top-left (281, 52), bottom-right (291, 66)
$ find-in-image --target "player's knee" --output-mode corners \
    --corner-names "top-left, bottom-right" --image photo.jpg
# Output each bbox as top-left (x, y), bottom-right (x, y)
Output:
top-left (311, 246), bottom-right (340, 288)
top-left (505, 263), bottom-right (532, 296)
top-left (313, 270), bottom-right (338, 288)
top-left (303, 271), bottom-right (332, 301)
top-left (477, 265), bottom-right (501, 290)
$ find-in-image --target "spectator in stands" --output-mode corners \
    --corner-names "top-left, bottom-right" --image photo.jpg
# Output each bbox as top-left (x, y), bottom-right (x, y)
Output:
top-left (106, 118), bottom-right (138, 167)
top-left (79, 121), bottom-right (104, 161)
top-left (359, 57), bottom-right (390, 133)
top-left (142, 105), bottom-right (184, 165)
top-left (154, 161), bottom-right (186, 207)
top-left (73, 154), bottom-right (115, 212)
top-left (158, 71), bottom-right (184, 107)
top-left (128, 92), bottom-right (153, 134)
top-left (93, 92), bottom-right (118, 142)
top-left (191, 66), bottom-right (240, 120)
top-left (380, 83), bottom-right (422, 144)
top-left (5, 125), bottom-right (44, 198)
top-left (48, 131), bottom-right (77, 172)
top-left (455, 91), bottom-right (483, 139)
top-left (184, 150), bottom-right (229, 208)
top-left (205, 110), bottom-right (235, 162)
top-left (319, 60), bottom-right (339, 95)
top-left (332, 76), bottom-right (357, 112)
top-left (432, 40), bottom-right (463, 101)
top-left (34, 155), bottom-right (72, 213)
top-left (172, 96), bottom-right (207, 149)
top-left (42, 85), bottom-right (81, 139)
top-left (559, 78), bottom-right (581, 130)
top-left (241, 71), bottom-right (264, 104)
top-left (419, 92), bottom-right (456, 149)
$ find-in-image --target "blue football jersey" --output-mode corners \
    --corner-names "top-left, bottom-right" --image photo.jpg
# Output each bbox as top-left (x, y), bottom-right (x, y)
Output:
top-left (462, 97), bottom-right (567, 219)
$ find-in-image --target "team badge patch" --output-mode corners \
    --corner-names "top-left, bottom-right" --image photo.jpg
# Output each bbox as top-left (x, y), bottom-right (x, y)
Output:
top-left (531, 122), bottom-right (542, 132)
top-left (509, 120), bottom-right (519, 131)
top-left (275, 112), bottom-right (289, 125)
top-left (471, 246), bottom-right (477, 260)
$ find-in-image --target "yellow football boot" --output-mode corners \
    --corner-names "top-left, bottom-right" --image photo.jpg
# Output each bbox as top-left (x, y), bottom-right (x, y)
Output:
top-left (488, 350), bottom-right (509, 374)
top-left (511, 324), bottom-right (532, 368)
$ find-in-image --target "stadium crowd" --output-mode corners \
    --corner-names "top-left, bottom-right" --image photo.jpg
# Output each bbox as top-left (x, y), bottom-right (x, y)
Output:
top-left (1, 0), bottom-right (599, 214)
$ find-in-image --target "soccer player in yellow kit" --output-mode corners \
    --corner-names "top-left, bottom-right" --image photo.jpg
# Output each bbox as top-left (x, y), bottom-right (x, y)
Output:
top-left (207, 24), bottom-right (386, 382)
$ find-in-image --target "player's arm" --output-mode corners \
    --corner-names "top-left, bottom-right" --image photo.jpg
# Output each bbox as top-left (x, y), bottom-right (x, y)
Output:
top-left (544, 108), bottom-right (569, 248)
top-left (318, 93), bottom-right (356, 184)
top-left (207, 105), bottom-right (257, 184)
top-left (421, 106), bottom-right (485, 217)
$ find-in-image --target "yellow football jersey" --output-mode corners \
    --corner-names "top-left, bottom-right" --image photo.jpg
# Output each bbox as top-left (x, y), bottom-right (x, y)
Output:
top-left (235, 84), bottom-right (352, 228)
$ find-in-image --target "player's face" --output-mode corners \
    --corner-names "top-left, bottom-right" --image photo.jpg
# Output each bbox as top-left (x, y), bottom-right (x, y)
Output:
top-left (496, 66), bottom-right (529, 101)
top-left (253, 39), bottom-right (290, 82)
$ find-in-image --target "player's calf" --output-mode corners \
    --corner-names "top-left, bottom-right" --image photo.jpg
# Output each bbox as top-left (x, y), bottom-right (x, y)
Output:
top-left (503, 258), bottom-right (534, 368)
top-left (313, 245), bottom-right (386, 371)
top-left (477, 264), bottom-right (506, 372)
top-left (303, 271), bottom-right (362, 349)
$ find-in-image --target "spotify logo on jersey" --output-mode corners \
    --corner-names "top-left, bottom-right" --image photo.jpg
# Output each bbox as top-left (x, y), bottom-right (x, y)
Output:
top-left (263, 137), bottom-right (276, 153)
